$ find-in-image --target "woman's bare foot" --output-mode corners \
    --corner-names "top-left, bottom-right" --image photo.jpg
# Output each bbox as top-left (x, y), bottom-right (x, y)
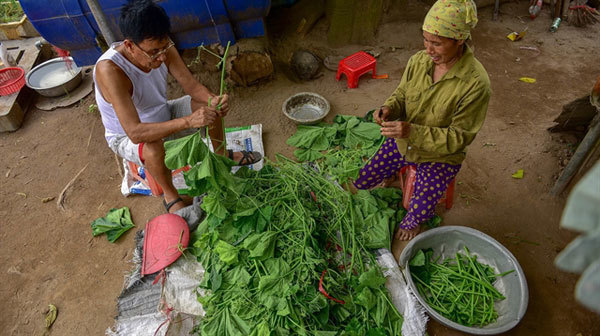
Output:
top-left (395, 224), bottom-right (421, 241)
top-left (377, 176), bottom-right (396, 188)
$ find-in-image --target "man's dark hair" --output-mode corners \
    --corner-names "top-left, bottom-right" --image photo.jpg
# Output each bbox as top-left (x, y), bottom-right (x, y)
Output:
top-left (119, 0), bottom-right (171, 43)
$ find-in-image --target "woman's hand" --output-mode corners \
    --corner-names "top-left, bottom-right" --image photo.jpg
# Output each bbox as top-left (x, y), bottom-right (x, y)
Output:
top-left (209, 94), bottom-right (229, 116)
top-left (374, 106), bottom-right (391, 125)
top-left (381, 121), bottom-right (411, 138)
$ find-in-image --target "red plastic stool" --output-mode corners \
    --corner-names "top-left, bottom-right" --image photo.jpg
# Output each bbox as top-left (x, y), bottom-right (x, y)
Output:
top-left (128, 161), bottom-right (189, 196)
top-left (397, 165), bottom-right (456, 210)
top-left (336, 51), bottom-right (377, 89)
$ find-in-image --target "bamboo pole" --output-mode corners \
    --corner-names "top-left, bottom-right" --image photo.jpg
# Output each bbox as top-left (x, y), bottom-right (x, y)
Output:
top-left (561, 0), bottom-right (570, 21)
top-left (85, 0), bottom-right (117, 45)
top-left (552, 114), bottom-right (600, 195)
top-left (553, 0), bottom-right (562, 19)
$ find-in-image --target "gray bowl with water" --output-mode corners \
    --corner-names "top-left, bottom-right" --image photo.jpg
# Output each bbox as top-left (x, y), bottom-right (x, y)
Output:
top-left (399, 226), bottom-right (529, 335)
top-left (282, 92), bottom-right (330, 125)
top-left (26, 57), bottom-right (82, 97)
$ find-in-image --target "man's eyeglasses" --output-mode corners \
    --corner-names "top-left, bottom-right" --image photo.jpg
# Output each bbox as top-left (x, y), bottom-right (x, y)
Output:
top-left (133, 39), bottom-right (175, 61)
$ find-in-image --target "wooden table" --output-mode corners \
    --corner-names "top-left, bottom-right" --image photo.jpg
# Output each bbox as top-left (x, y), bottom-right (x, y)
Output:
top-left (0, 37), bottom-right (43, 132)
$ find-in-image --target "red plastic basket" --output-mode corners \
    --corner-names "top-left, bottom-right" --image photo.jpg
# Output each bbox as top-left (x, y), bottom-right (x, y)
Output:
top-left (0, 67), bottom-right (25, 96)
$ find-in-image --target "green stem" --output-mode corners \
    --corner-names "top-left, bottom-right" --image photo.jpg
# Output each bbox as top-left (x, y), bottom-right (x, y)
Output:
top-left (218, 41), bottom-right (231, 151)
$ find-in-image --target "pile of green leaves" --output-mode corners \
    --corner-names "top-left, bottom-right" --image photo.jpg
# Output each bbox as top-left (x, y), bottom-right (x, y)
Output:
top-left (90, 207), bottom-right (135, 243)
top-left (286, 113), bottom-right (383, 183)
top-left (164, 131), bottom-right (236, 196)
top-left (409, 247), bottom-right (514, 327)
top-left (186, 157), bottom-right (404, 335)
top-left (162, 114), bottom-right (461, 334)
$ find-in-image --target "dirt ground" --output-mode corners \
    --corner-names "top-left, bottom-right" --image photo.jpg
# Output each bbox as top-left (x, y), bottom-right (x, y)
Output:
top-left (1, 1), bottom-right (599, 335)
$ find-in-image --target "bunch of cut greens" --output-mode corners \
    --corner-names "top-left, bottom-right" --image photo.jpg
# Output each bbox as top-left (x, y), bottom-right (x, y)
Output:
top-left (163, 42), bottom-right (236, 197)
top-left (409, 247), bottom-right (514, 327)
top-left (286, 112), bottom-right (383, 184)
top-left (286, 112), bottom-right (442, 230)
top-left (163, 44), bottom-right (399, 335)
top-left (187, 157), bottom-right (404, 335)
top-left (164, 134), bottom-right (406, 335)
top-left (90, 207), bottom-right (135, 243)
top-left (164, 130), bottom-right (236, 196)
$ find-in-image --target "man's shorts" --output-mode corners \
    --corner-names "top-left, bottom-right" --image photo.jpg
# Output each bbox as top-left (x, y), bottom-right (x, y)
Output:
top-left (107, 95), bottom-right (197, 166)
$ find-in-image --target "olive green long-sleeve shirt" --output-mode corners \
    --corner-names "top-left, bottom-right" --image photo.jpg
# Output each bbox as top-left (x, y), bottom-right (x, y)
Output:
top-left (383, 46), bottom-right (491, 165)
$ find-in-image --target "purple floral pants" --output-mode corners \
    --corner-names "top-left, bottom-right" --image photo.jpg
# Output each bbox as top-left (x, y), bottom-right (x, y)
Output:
top-left (354, 138), bottom-right (461, 230)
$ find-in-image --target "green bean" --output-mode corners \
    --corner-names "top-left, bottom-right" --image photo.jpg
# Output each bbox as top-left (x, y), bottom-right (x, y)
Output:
top-left (410, 247), bottom-right (514, 327)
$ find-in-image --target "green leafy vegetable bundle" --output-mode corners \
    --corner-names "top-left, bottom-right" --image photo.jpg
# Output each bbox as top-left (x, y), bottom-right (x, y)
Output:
top-left (164, 130), bottom-right (237, 196)
top-left (286, 113), bottom-right (442, 230)
top-left (191, 158), bottom-right (404, 335)
top-left (409, 247), bottom-right (514, 327)
top-left (286, 113), bottom-right (383, 183)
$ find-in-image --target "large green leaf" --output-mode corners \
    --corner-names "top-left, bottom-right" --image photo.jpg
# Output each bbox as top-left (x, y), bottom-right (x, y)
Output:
top-left (344, 119), bottom-right (381, 149)
top-left (355, 287), bottom-right (376, 310)
top-left (370, 187), bottom-right (403, 205)
top-left (352, 190), bottom-right (380, 218)
top-left (164, 131), bottom-right (208, 169)
top-left (276, 298), bottom-right (291, 316)
top-left (294, 148), bottom-right (324, 162)
top-left (409, 250), bottom-right (426, 267)
top-left (286, 125), bottom-right (336, 150)
top-left (202, 308), bottom-right (251, 336)
top-left (223, 265), bottom-right (251, 288)
top-left (165, 130), bottom-right (237, 196)
top-left (358, 268), bottom-right (387, 290)
top-left (243, 231), bottom-right (278, 260)
top-left (249, 321), bottom-right (271, 336)
top-left (202, 194), bottom-right (229, 219)
top-left (256, 205), bottom-right (272, 233)
top-left (214, 240), bottom-right (239, 265)
top-left (90, 207), bottom-right (135, 243)
top-left (362, 211), bottom-right (394, 249)
top-left (183, 150), bottom-right (236, 196)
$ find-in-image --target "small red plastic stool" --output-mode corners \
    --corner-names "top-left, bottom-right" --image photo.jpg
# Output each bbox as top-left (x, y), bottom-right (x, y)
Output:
top-left (128, 161), bottom-right (189, 196)
top-left (397, 165), bottom-right (456, 210)
top-left (336, 51), bottom-right (377, 89)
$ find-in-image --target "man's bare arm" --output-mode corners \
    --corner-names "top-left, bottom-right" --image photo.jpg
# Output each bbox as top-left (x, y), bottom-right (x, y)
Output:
top-left (165, 47), bottom-right (229, 115)
top-left (95, 60), bottom-right (215, 143)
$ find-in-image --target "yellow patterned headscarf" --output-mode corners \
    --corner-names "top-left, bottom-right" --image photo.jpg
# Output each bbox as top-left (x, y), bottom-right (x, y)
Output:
top-left (422, 0), bottom-right (478, 40)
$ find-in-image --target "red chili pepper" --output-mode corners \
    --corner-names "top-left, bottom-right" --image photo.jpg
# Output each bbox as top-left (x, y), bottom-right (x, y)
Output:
top-left (310, 190), bottom-right (322, 210)
top-left (319, 270), bottom-right (345, 304)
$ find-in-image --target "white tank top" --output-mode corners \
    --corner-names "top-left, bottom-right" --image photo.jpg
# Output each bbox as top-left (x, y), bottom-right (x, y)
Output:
top-left (93, 42), bottom-right (170, 141)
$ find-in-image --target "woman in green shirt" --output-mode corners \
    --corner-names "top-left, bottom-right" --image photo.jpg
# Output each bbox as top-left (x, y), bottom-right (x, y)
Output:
top-left (354, 0), bottom-right (491, 240)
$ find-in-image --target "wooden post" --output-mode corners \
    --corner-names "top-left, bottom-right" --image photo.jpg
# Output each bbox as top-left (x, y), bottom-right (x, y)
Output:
top-left (561, 0), bottom-right (570, 21)
top-left (327, 0), bottom-right (384, 46)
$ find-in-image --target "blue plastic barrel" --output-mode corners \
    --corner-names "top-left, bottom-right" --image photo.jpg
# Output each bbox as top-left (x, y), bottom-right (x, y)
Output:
top-left (20, 0), bottom-right (271, 66)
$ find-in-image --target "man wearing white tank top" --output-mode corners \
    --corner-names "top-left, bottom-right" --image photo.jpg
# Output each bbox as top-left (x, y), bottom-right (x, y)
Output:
top-left (94, 0), bottom-right (261, 213)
